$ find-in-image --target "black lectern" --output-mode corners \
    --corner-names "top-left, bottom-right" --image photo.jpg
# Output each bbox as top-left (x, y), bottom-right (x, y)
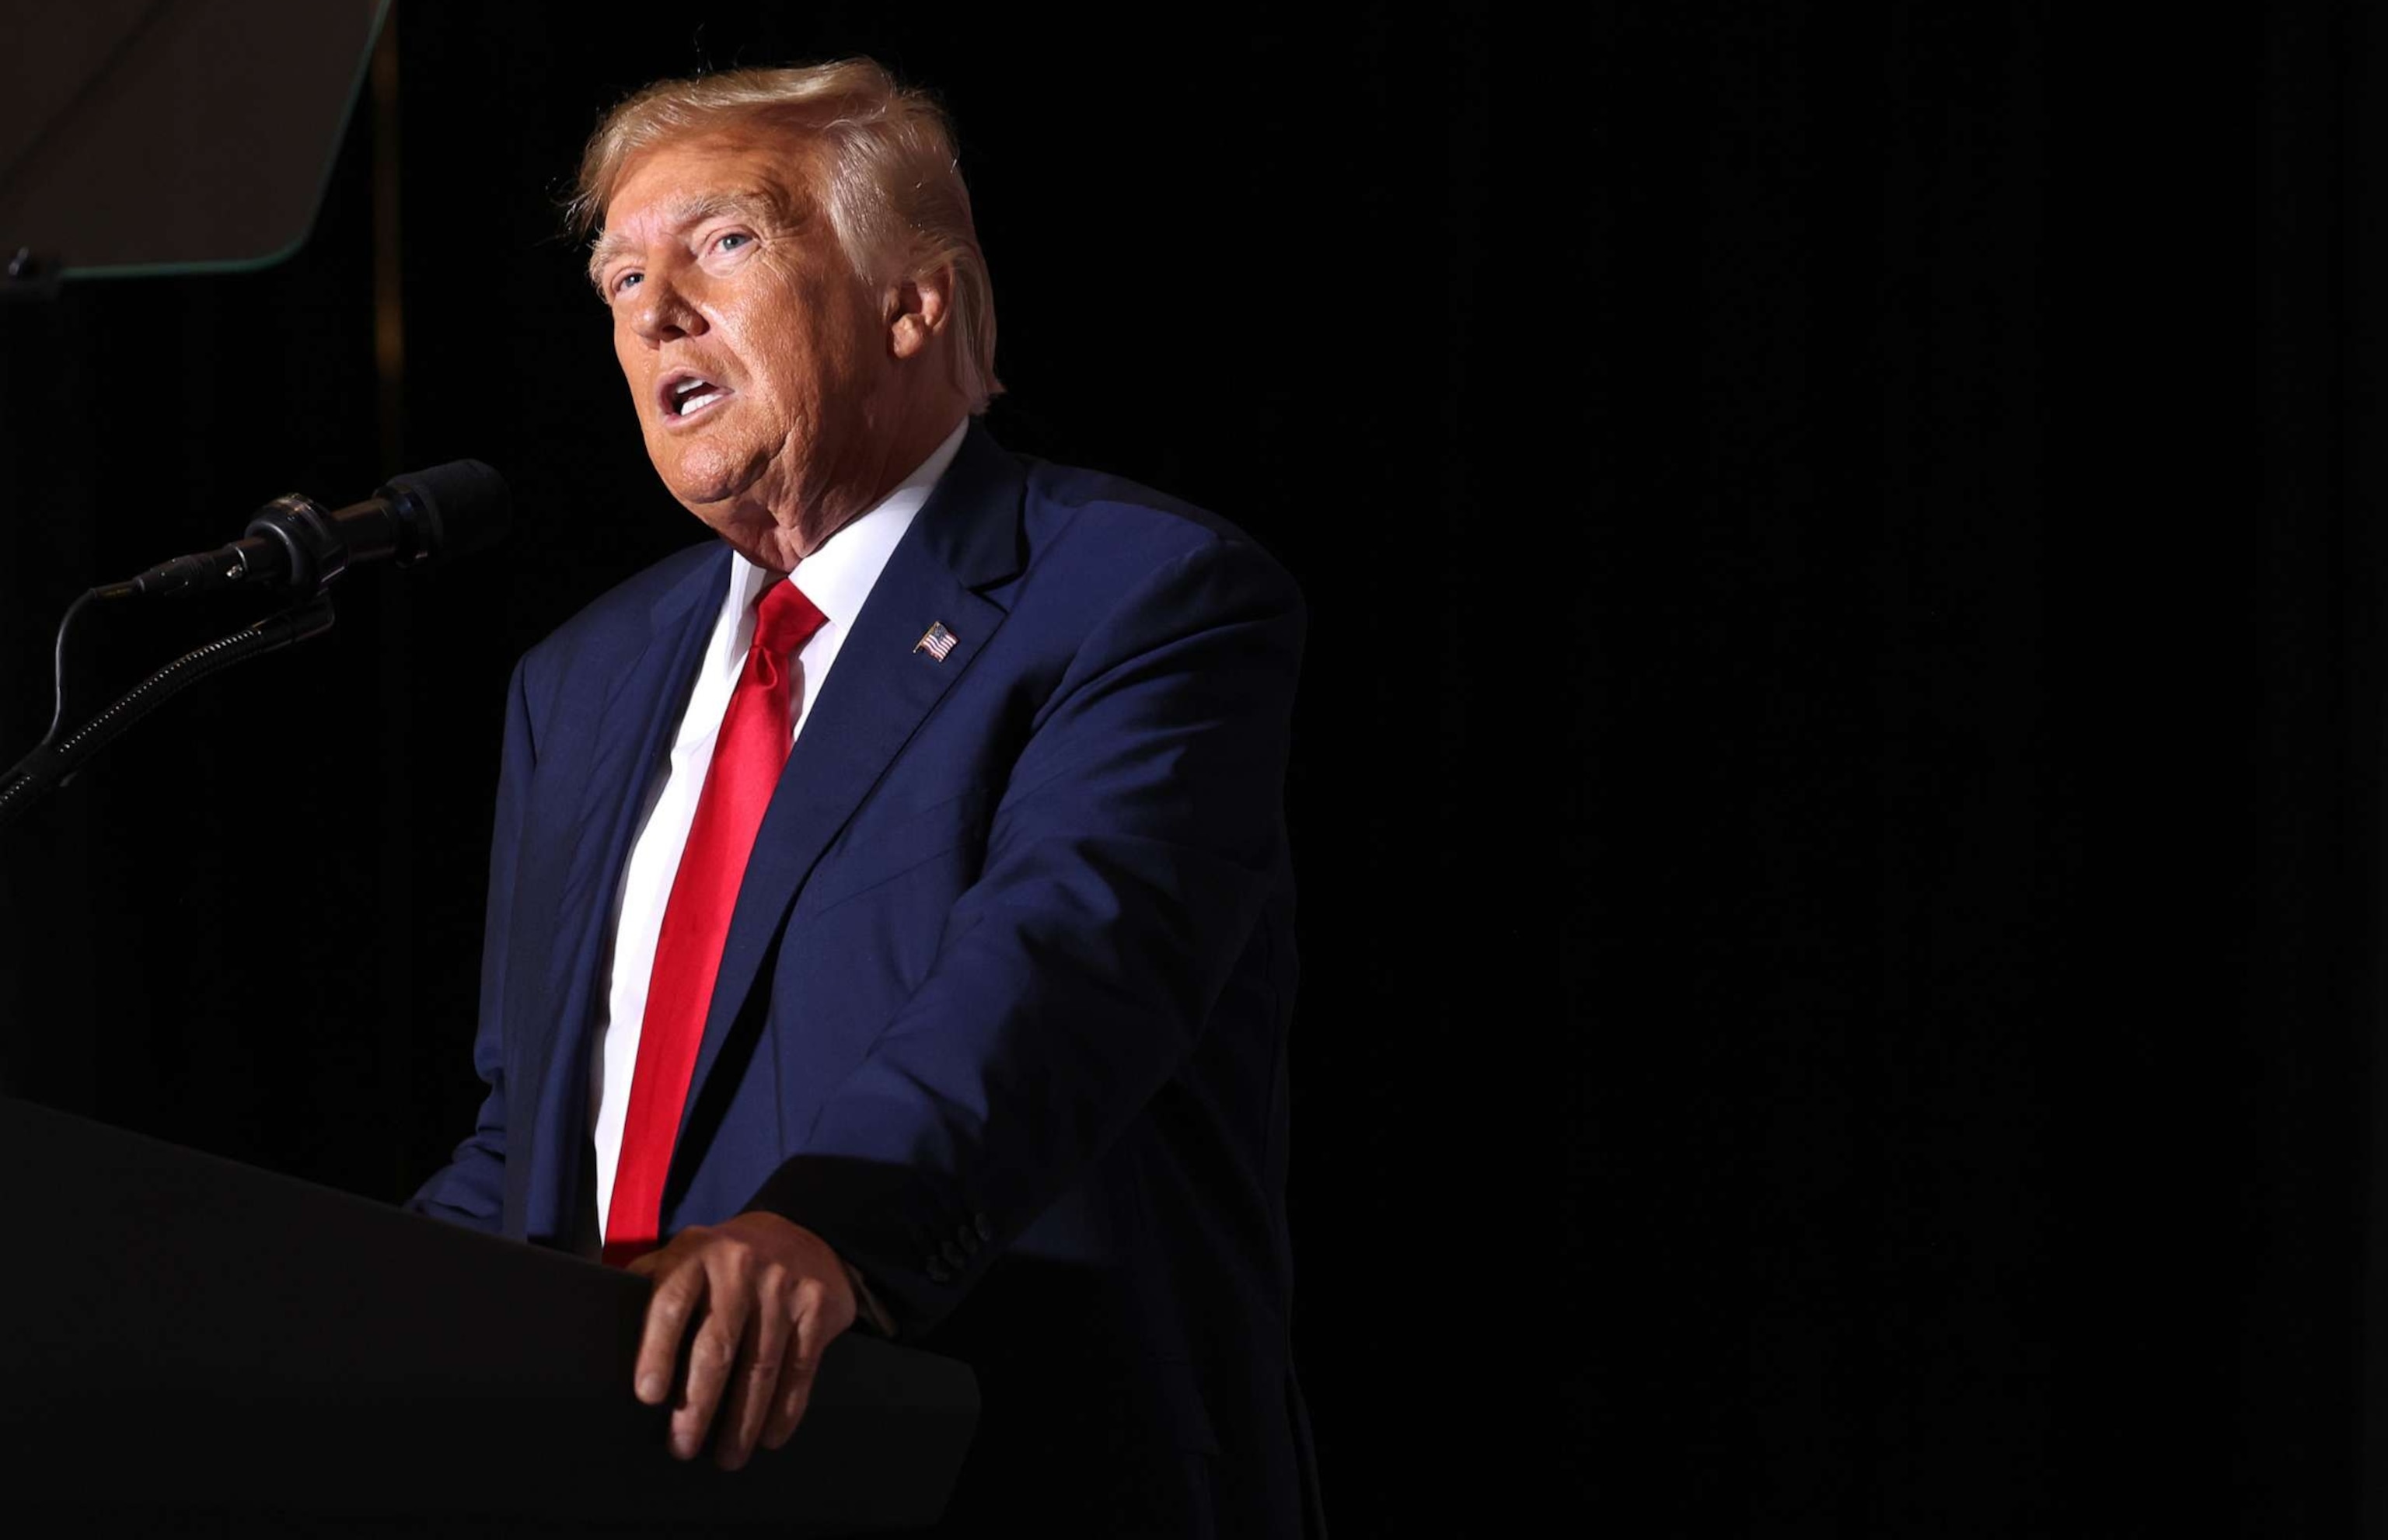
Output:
top-left (0, 1097), bottom-right (978, 1532)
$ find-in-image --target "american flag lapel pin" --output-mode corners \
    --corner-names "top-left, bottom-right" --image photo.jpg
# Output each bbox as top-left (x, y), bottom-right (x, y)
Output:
top-left (914, 621), bottom-right (958, 662)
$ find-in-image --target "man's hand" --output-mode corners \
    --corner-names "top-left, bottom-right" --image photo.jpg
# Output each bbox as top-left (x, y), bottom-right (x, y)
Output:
top-left (625, 1210), bottom-right (858, 1469)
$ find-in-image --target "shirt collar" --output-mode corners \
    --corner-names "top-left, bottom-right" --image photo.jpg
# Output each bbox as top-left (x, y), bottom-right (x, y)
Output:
top-left (727, 417), bottom-right (971, 629)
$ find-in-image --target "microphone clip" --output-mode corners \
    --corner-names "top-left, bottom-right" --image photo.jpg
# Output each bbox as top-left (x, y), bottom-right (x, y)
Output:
top-left (243, 493), bottom-right (349, 600)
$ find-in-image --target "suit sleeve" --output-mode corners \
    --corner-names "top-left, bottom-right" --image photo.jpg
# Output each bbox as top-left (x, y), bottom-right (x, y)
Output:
top-left (744, 533), bottom-right (1304, 1339)
top-left (403, 656), bottom-right (537, 1232)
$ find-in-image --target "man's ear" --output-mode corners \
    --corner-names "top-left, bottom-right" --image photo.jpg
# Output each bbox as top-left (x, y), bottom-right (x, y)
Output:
top-left (886, 264), bottom-right (954, 360)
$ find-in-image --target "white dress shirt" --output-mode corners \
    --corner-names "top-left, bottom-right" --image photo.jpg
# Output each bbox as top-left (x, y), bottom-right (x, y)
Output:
top-left (590, 419), bottom-right (969, 1241)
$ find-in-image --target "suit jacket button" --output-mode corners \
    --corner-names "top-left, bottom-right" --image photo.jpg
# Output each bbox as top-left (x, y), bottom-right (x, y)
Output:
top-left (927, 1260), bottom-right (955, 1285)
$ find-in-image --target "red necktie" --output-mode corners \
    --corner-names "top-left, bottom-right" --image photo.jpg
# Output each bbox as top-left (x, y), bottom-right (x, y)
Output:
top-left (603, 578), bottom-right (828, 1265)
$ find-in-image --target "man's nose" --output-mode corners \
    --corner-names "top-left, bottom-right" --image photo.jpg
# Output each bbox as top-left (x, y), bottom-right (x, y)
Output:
top-left (627, 268), bottom-right (707, 344)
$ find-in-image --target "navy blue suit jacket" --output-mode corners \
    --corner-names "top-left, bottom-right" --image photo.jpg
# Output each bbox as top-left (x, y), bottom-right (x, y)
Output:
top-left (409, 422), bottom-right (1322, 1535)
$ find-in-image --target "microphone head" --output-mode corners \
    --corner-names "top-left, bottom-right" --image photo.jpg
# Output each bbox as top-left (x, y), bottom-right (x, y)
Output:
top-left (377, 459), bottom-right (511, 567)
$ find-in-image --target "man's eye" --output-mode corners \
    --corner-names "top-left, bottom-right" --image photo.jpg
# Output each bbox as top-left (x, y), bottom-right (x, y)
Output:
top-left (714, 232), bottom-right (751, 253)
top-left (611, 271), bottom-right (642, 297)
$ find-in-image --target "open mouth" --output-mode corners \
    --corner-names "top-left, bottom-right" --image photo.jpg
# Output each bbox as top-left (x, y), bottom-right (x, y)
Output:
top-left (658, 369), bottom-right (734, 424)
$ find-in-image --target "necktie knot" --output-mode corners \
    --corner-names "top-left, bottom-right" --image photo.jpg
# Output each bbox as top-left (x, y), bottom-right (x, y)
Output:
top-left (755, 579), bottom-right (828, 657)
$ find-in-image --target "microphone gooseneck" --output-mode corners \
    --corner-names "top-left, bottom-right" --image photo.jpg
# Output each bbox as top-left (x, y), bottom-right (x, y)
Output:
top-left (0, 461), bottom-right (511, 832)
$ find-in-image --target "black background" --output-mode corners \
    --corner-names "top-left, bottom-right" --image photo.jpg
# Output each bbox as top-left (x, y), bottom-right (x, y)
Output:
top-left (5, 2), bottom-right (2386, 1534)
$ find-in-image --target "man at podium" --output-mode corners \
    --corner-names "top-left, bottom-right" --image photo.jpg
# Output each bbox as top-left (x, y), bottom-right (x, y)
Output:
top-left (406, 58), bottom-right (1323, 1536)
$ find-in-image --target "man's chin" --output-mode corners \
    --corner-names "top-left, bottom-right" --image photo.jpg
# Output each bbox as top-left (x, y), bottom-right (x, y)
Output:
top-left (656, 455), bottom-right (765, 517)
top-left (672, 482), bottom-right (745, 514)
top-left (654, 431), bottom-right (764, 511)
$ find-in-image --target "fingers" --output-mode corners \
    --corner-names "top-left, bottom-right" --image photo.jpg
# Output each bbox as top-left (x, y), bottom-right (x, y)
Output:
top-left (633, 1245), bottom-right (708, 1406)
top-left (672, 1273), bottom-right (752, 1461)
top-left (712, 1265), bottom-right (791, 1471)
top-left (760, 1276), bottom-right (854, 1451)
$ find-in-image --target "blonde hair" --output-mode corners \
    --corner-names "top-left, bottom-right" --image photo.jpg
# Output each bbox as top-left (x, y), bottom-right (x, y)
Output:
top-left (571, 59), bottom-right (1002, 412)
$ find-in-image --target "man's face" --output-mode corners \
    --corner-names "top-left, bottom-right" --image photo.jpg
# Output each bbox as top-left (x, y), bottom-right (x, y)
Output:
top-left (595, 127), bottom-right (894, 565)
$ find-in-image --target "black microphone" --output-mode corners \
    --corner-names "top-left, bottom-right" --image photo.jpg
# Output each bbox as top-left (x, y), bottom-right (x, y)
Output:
top-left (103, 460), bottom-right (511, 600)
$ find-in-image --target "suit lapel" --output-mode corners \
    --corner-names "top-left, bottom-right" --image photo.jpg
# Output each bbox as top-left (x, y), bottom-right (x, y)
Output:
top-left (673, 423), bottom-right (1027, 1158)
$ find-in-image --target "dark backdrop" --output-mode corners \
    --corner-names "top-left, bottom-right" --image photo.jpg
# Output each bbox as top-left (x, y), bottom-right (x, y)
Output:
top-left (5, 2), bottom-right (2386, 1534)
